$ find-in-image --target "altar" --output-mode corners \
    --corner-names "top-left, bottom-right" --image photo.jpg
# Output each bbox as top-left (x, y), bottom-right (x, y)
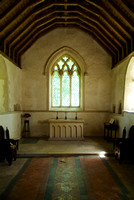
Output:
top-left (48, 118), bottom-right (84, 140)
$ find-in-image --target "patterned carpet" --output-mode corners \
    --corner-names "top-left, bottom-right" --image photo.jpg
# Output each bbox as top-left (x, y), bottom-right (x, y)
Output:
top-left (0, 156), bottom-right (129, 200)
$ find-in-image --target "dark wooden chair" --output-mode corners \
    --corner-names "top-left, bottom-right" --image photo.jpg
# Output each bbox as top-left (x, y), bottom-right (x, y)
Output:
top-left (104, 118), bottom-right (118, 141)
top-left (6, 127), bottom-right (18, 161)
top-left (114, 126), bottom-right (134, 163)
top-left (0, 126), bottom-right (17, 165)
top-left (0, 126), bottom-right (5, 161)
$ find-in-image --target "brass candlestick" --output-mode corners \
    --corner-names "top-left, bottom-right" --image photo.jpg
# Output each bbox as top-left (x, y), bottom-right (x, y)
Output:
top-left (56, 111), bottom-right (58, 119)
top-left (65, 112), bottom-right (67, 120)
top-left (75, 112), bottom-right (77, 120)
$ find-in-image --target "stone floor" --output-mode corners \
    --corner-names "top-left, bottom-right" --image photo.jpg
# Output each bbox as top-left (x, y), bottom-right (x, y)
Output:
top-left (18, 136), bottom-right (113, 156)
top-left (0, 137), bottom-right (134, 199)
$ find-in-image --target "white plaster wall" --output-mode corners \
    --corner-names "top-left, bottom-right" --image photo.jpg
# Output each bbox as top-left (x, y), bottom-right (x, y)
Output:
top-left (110, 112), bottom-right (134, 138)
top-left (110, 54), bottom-right (134, 137)
top-left (21, 28), bottom-right (112, 136)
top-left (0, 54), bottom-right (22, 139)
top-left (0, 55), bottom-right (8, 112)
top-left (4, 57), bottom-right (22, 111)
top-left (123, 112), bottom-right (134, 137)
top-left (124, 57), bottom-right (134, 111)
top-left (21, 111), bottom-right (110, 137)
top-left (0, 112), bottom-right (22, 139)
top-left (21, 28), bottom-right (112, 111)
top-left (111, 57), bottom-right (129, 113)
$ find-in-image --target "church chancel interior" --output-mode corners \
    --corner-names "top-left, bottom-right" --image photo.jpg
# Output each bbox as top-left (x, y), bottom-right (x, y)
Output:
top-left (0, 0), bottom-right (134, 141)
top-left (0, 1), bottom-right (134, 199)
top-left (0, 0), bottom-right (134, 159)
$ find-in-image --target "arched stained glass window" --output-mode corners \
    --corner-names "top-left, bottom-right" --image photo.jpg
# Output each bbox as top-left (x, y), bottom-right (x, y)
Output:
top-left (51, 56), bottom-right (81, 108)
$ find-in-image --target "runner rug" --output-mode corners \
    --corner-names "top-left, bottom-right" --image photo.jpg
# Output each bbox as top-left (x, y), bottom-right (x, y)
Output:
top-left (0, 156), bottom-right (129, 200)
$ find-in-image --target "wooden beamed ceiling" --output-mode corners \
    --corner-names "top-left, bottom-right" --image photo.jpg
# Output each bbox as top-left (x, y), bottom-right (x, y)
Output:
top-left (0, 0), bottom-right (134, 68)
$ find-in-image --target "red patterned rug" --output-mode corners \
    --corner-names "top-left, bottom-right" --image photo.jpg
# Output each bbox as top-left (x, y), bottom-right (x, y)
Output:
top-left (1, 156), bottom-right (129, 200)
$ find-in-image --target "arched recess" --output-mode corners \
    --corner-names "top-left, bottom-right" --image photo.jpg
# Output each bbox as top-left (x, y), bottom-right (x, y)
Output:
top-left (0, 56), bottom-right (9, 112)
top-left (124, 56), bottom-right (134, 112)
top-left (44, 46), bottom-right (87, 111)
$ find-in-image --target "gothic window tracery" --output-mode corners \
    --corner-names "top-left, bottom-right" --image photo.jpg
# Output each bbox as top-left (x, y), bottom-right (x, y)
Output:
top-left (51, 56), bottom-right (80, 108)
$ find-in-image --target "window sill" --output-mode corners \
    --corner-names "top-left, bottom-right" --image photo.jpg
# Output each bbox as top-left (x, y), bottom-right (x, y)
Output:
top-left (49, 107), bottom-right (83, 112)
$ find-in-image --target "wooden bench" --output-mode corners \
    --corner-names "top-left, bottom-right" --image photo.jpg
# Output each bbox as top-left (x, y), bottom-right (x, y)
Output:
top-left (0, 126), bottom-right (17, 166)
top-left (114, 126), bottom-right (134, 163)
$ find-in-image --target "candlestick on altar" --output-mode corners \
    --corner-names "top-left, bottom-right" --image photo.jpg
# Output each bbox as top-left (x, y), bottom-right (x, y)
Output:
top-left (56, 111), bottom-right (58, 119)
top-left (65, 112), bottom-right (67, 120)
top-left (75, 112), bottom-right (77, 120)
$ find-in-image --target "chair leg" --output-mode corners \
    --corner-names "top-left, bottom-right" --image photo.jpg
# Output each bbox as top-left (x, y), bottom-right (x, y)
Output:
top-left (5, 146), bottom-right (14, 166)
top-left (119, 145), bottom-right (125, 164)
top-left (115, 152), bottom-right (118, 160)
top-left (12, 149), bottom-right (17, 161)
top-left (6, 153), bottom-right (12, 166)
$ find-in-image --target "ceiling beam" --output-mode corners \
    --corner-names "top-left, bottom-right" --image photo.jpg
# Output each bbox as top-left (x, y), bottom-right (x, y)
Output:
top-left (0, 0), bottom-right (133, 68)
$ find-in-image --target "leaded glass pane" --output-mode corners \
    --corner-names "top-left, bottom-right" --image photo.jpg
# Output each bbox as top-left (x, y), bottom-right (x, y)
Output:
top-left (51, 55), bottom-right (81, 108)
top-left (62, 72), bottom-right (70, 106)
top-left (71, 72), bottom-right (79, 106)
top-left (67, 59), bottom-right (74, 69)
top-left (73, 65), bottom-right (77, 71)
top-left (52, 72), bottom-right (60, 106)
top-left (63, 56), bottom-right (68, 61)
top-left (58, 60), bottom-right (64, 69)
top-left (63, 65), bottom-right (68, 71)
top-left (54, 66), bottom-right (58, 70)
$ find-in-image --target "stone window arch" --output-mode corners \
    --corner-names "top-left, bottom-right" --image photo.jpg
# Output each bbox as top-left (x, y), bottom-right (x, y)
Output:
top-left (45, 47), bottom-right (86, 111)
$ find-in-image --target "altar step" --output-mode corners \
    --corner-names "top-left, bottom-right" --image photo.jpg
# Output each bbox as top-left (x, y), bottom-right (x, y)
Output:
top-left (18, 136), bottom-right (114, 157)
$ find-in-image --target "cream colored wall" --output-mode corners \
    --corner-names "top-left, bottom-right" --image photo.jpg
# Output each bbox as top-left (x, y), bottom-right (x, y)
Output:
top-left (0, 55), bottom-right (9, 112)
top-left (2, 29), bottom-right (134, 138)
top-left (0, 54), bottom-right (22, 139)
top-left (110, 54), bottom-right (134, 137)
top-left (111, 57), bottom-right (129, 113)
top-left (21, 111), bottom-right (110, 137)
top-left (124, 57), bottom-right (134, 111)
top-left (0, 112), bottom-right (22, 139)
top-left (123, 112), bottom-right (134, 137)
top-left (21, 28), bottom-right (112, 137)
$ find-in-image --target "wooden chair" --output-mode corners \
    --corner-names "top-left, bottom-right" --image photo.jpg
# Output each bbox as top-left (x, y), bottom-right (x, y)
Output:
top-left (104, 118), bottom-right (118, 141)
top-left (6, 127), bottom-right (18, 161)
top-left (0, 126), bottom-right (17, 165)
top-left (114, 126), bottom-right (134, 163)
top-left (0, 126), bottom-right (5, 161)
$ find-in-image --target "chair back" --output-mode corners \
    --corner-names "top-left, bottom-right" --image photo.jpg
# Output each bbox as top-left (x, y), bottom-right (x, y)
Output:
top-left (0, 126), bottom-right (4, 140)
top-left (128, 126), bottom-right (134, 139)
top-left (6, 127), bottom-right (10, 139)
top-left (122, 127), bottom-right (126, 139)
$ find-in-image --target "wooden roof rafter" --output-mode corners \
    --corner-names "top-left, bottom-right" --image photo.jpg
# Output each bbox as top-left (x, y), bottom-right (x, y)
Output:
top-left (0, 0), bottom-right (133, 68)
